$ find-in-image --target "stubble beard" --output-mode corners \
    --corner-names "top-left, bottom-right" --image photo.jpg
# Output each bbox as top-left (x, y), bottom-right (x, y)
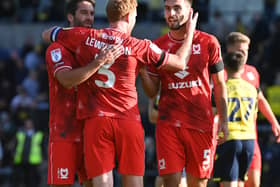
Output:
top-left (168, 21), bottom-right (186, 31)
top-left (74, 19), bottom-right (92, 28)
top-left (167, 15), bottom-right (186, 31)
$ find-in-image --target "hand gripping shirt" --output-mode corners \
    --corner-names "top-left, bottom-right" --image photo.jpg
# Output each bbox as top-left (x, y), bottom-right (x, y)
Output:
top-left (45, 42), bottom-right (83, 142)
top-left (148, 30), bottom-right (224, 131)
top-left (51, 27), bottom-right (169, 121)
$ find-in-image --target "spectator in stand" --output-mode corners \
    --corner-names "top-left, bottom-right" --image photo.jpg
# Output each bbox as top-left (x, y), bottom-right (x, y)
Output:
top-left (0, 0), bottom-right (16, 22)
top-left (10, 86), bottom-right (35, 113)
top-left (22, 70), bottom-right (39, 98)
top-left (12, 117), bottom-right (45, 187)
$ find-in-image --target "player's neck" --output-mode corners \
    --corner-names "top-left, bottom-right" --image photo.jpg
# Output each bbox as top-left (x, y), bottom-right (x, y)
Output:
top-left (228, 72), bottom-right (241, 79)
top-left (169, 27), bottom-right (186, 40)
top-left (109, 21), bottom-right (129, 34)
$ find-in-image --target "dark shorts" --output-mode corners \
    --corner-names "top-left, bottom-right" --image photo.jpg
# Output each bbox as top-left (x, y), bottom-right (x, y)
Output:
top-left (213, 139), bottom-right (254, 182)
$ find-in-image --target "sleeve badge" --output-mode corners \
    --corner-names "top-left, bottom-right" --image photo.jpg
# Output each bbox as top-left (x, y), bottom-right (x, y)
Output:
top-left (51, 48), bottom-right (62, 63)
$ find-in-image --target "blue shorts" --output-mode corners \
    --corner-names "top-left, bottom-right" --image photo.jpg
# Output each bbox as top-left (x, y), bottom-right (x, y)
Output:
top-left (213, 140), bottom-right (254, 182)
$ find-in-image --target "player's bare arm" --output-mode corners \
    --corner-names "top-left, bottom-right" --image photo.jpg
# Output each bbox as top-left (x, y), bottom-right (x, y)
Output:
top-left (164, 9), bottom-right (198, 70)
top-left (56, 44), bottom-right (123, 89)
top-left (148, 98), bottom-right (158, 124)
top-left (212, 70), bottom-right (229, 143)
top-left (258, 91), bottom-right (280, 142)
top-left (138, 66), bottom-right (160, 98)
top-left (42, 26), bottom-right (57, 43)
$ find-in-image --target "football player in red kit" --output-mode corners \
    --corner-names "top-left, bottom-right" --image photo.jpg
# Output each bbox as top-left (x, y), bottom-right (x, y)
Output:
top-left (139, 0), bottom-right (228, 186)
top-left (45, 0), bottom-right (123, 186)
top-left (43, 0), bottom-right (198, 186)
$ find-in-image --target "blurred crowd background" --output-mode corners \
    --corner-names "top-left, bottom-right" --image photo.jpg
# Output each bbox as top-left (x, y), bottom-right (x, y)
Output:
top-left (0, 0), bottom-right (280, 186)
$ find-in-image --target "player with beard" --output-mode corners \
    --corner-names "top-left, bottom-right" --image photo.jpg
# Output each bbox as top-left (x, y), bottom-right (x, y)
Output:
top-left (139, 0), bottom-right (228, 186)
top-left (43, 0), bottom-right (198, 186)
top-left (45, 1), bottom-right (123, 186)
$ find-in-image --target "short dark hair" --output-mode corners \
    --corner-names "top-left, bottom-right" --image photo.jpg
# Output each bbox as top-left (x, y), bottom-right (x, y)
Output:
top-left (65, 0), bottom-right (95, 16)
top-left (224, 51), bottom-right (245, 73)
top-left (163, 0), bottom-right (192, 4)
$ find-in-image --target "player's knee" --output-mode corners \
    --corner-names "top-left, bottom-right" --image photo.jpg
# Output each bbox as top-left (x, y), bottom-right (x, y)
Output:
top-left (187, 173), bottom-right (208, 187)
top-left (245, 170), bottom-right (261, 187)
top-left (83, 179), bottom-right (93, 187)
top-left (162, 172), bottom-right (182, 185)
top-left (245, 179), bottom-right (260, 187)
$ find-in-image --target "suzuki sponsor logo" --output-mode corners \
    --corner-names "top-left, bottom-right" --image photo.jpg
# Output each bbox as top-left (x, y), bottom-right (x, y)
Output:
top-left (168, 79), bottom-right (202, 89)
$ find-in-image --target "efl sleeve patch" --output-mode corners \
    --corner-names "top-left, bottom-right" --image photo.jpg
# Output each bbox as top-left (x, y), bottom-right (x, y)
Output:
top-left (50, 48), bottom-right (62, 63)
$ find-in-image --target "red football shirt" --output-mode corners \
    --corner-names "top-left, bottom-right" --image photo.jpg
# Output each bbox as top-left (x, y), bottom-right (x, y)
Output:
top-left (225, 64), bottom-right (260, 88)
top-left (149, 31), bottom-right (223, 131)
top-left (45, 42), bottom-right (83, 142)
top-left (51, 27), bottom-right (169, 120)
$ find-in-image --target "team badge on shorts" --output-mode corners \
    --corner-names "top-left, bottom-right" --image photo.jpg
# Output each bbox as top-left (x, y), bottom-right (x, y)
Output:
top-left (158, 158), bottom-right (166, 170)
top-left (51, 48), bottom-right (62, 63)
top-left (58, 168), bottom-right (69, 179)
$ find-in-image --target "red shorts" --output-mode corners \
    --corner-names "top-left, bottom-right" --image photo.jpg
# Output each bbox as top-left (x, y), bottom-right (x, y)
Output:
top-left (248, 140), bottom-right (262, 171)
top-left (48, 140), bottom-right (88, 185)
top-left (156, 122), bottom-right (216, 178)
top-left (84, 116), bottom-right (145, 178)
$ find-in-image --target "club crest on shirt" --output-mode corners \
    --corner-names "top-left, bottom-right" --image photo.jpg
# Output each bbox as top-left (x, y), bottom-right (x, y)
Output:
top-left (168, 42), bottom-right (174, 49)
top-left (51, 48), bottom-right (62, 63)
top-left (192, 44), bottom-right (201, 54)
top-left (246, 72), bottom-right (255, 81)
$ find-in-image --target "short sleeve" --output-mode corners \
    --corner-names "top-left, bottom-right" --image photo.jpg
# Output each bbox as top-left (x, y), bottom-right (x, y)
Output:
top-left (208, 35), bottom-right (224, 74)
top-left (51, 27), bottom-right (90, 53)
top-left (133, 39), bottom-right (168, 69)
top-left (45, 43), bottom-right (74, 77)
